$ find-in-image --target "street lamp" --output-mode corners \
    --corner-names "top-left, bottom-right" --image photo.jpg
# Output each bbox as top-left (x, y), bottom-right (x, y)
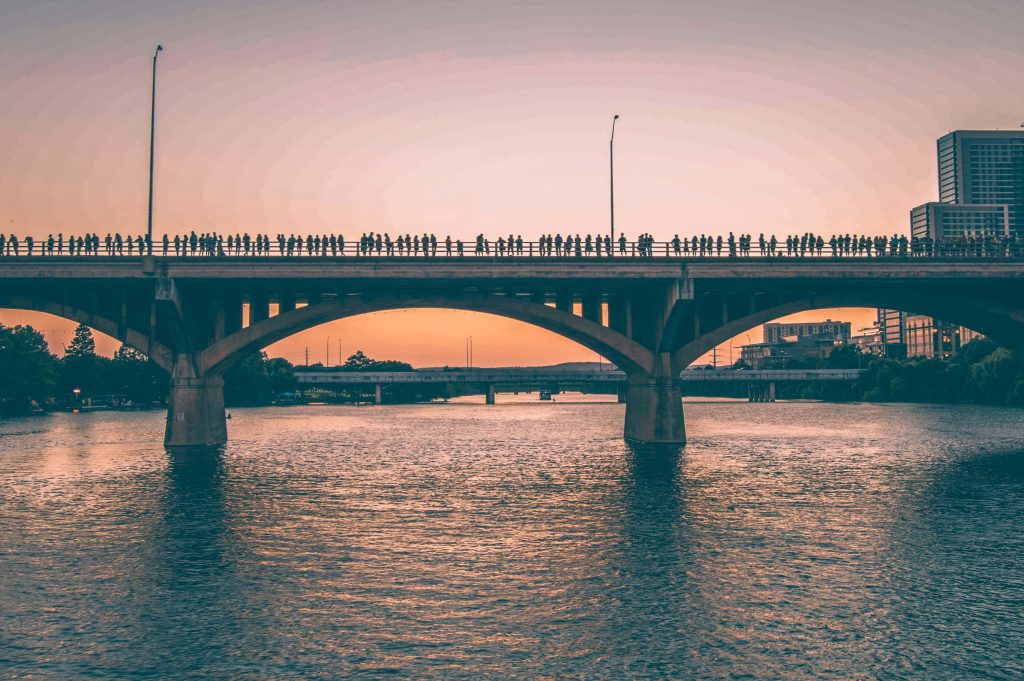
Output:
top-left (610, 115), bottom-right (619, 248)
top-left (147, 44), bottom-right (163, 252)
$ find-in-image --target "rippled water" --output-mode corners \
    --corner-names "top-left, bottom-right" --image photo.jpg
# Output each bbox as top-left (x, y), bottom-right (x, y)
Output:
top-left (2, 398), bottom-right (1024, 679)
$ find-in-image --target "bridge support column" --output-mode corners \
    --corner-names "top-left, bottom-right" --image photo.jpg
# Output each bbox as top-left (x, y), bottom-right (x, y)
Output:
top-left (165, 376), bottom-right (227, 448)
top-left (769, 382), bottom-right (776, 402)
top-left (486, 384), bottom-right (496, 405)
top-left (617, 383), bottom-right (627, 403)
top-left (374, 383), bottom-right (382, 405)
top-left (623, 356), bottom-right (684, 445)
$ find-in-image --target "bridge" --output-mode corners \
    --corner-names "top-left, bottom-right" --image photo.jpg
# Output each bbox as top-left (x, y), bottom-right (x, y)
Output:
top-left (1, 254), bottom-right (1022, 446)
top-left (294, 368), bottom-right (863, 403)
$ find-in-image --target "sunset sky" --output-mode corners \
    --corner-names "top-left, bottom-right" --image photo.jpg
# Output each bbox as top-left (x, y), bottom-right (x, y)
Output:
top-left (2, 0), bottom-right (1022, 366)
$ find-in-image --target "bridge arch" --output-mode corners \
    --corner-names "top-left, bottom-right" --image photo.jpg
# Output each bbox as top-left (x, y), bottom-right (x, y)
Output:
top-left (0, 294), bottom-right (175, 374)
top-left (673, 289), bottom-right (1024, 368)
top-left (197, 291), bottom-right (656, 378)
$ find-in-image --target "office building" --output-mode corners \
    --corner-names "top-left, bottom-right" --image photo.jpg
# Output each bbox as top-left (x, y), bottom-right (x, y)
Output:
top-left (738, 319), bottom-right (850, 368)
top-left (937, 129), bottom-right (1024, 238)
top-left (762, 320), bottom-right (850, 344)
top-left (910, 202), bottom-right (1009, 241)
top-left (905, 315), bottom-right (963, 360)
top-left (877, 309), bottom-right (907, 359)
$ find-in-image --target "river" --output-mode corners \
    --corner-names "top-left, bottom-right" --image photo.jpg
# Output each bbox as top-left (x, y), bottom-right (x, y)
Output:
top-left (2, 398), bottom-right (1023, 678)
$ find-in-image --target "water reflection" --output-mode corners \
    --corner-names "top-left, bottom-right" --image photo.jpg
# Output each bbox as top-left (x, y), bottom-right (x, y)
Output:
top-left (878, 447), bottom-right (1024, 675)
top-left (161, 445), bottom-right (229, 570)
top-left (2, 403), bottom-right (1024, 678)
top-left (603, 444), bottom-right (704, 676)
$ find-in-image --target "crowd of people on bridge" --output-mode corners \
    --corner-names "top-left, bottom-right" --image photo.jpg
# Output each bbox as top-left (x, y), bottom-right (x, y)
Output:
top-left (1, 229), bottom-right (1020, 259)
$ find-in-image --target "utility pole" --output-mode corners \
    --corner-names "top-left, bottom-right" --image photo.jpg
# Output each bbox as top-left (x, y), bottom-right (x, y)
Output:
top-left (305, 347), bottom-right (309, 367)
top-left (711, 346), bottom-right (718, 369)
top-left (326, 336), bottom-right (330, 367)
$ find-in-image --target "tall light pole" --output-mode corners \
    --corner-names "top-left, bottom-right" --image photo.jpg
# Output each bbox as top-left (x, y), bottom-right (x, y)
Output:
top-left (610, 114), bottom-right (620, 247)
top-left (147, 44), bottom-right (163, 251)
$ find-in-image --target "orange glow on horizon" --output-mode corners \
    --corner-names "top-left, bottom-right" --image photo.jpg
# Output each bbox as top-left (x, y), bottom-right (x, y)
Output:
top-left (0, 306), bottom-right (878, 369)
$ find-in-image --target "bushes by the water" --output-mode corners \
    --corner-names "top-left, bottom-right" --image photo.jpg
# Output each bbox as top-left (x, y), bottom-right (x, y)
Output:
top-left (769, 340), bottom-right (1024, 405)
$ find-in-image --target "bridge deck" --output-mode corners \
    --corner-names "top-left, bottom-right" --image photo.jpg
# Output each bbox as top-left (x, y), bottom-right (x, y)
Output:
top-left (294, 369), bottom-right (863, 384)
top-left (1, 256), bottom-right (1023, 282)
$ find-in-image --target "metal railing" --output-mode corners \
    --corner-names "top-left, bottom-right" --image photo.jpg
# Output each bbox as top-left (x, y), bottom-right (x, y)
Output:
top-left (2, 235), bottom-right (1023, 260)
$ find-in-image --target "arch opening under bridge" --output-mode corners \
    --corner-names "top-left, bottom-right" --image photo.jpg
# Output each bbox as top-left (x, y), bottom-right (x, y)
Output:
top-left (670, 290), bottom-right (1024, 369)
top-left (0, 295), bottom-right (175, 373)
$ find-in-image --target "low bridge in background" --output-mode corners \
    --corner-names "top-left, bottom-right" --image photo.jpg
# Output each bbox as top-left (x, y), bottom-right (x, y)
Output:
top-left (295, 368), bottom-right (863, 403)
top-left (1, 255), bottom-right (1022, 446)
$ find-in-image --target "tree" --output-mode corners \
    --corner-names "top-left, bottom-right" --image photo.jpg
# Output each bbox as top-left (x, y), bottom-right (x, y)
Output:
top-left (967, 348), bottom-right (1024, 404)
top-left (342, 350), bottom-right (374, 370)
top-left (341, 350), bottom-right (412, 372)
top-left (110, 346), bottom-right (169, 405)
top-left (223, 352), bottom-right (296, 406)
top-left (66, 323), bottom-right (96, 358)
top-left (0, 324), bottom-right (57, 413)
top-left (266, 357), bottom-right (297, 395)
top-left (58, 324), bottom-right (106, 399)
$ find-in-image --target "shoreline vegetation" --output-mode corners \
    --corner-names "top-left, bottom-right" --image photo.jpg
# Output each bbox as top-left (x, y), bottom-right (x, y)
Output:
top-left (2, 322), bottom-right (1024, 416)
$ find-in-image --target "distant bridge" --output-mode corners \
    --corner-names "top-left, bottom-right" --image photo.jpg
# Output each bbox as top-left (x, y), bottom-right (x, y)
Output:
top-left (2, 255), bottom-right (1022, 446)
top-left (294, 368), bottom-right (863, 403)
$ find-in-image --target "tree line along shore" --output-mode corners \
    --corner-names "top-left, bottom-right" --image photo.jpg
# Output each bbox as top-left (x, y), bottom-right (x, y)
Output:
top-left (2, 322), bottom-right (1024, 415)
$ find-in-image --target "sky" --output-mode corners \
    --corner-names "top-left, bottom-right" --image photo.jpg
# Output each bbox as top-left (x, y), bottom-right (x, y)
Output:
top-left (2, 0), bottom-right (1022, 365)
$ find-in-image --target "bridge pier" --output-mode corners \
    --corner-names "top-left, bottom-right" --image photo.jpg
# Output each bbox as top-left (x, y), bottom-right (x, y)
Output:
top-left (623, 376), bottom-right (685, 444)
top-left (747, 382), bottom-right (777, 403)
top-left (374, 383), bottom-right (382, 405)
top-left (486, 384), bottom-right (496, 405)
top-left (165, 377), bottom-right (227, 448)
top-left (623, 355), bottom-right (685, 445)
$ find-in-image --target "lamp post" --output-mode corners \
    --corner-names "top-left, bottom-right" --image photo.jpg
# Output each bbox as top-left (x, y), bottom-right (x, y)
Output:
top-left (147, 44), bottom-right (163, 251)
top-left (609, 115), bottom-right (619, 248)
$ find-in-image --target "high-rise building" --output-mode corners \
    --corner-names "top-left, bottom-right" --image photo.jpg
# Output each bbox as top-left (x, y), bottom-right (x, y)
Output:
top-left (937, 130), bottom-right (1024, 237)
top-left (877, 309), bottom-right (907, 358)
top-left (880, 130), bottom-right (1020, 358)
top-left (910, 202), bottom-right (1009, 241)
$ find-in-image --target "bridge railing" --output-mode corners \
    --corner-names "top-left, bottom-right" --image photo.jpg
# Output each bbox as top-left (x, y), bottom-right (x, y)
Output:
top-left (2, 236), bottom-right (1023, 260)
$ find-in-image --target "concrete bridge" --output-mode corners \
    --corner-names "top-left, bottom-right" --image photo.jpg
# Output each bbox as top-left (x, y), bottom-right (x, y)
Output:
top-left (295, 368), bottom-right (863, 403)
top-left (1, 255), bottom-right (1022, 446)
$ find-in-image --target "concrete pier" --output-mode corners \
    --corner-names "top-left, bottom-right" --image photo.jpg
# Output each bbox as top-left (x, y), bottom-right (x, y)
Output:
top-left (747, 382), bottom-right (777, 402)
top-left (623, 356), bottom-right (685, 444)
top-left (623, 376), bottom-right (685, 445)
top-left (165, 377), bottom-right (227, 447)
